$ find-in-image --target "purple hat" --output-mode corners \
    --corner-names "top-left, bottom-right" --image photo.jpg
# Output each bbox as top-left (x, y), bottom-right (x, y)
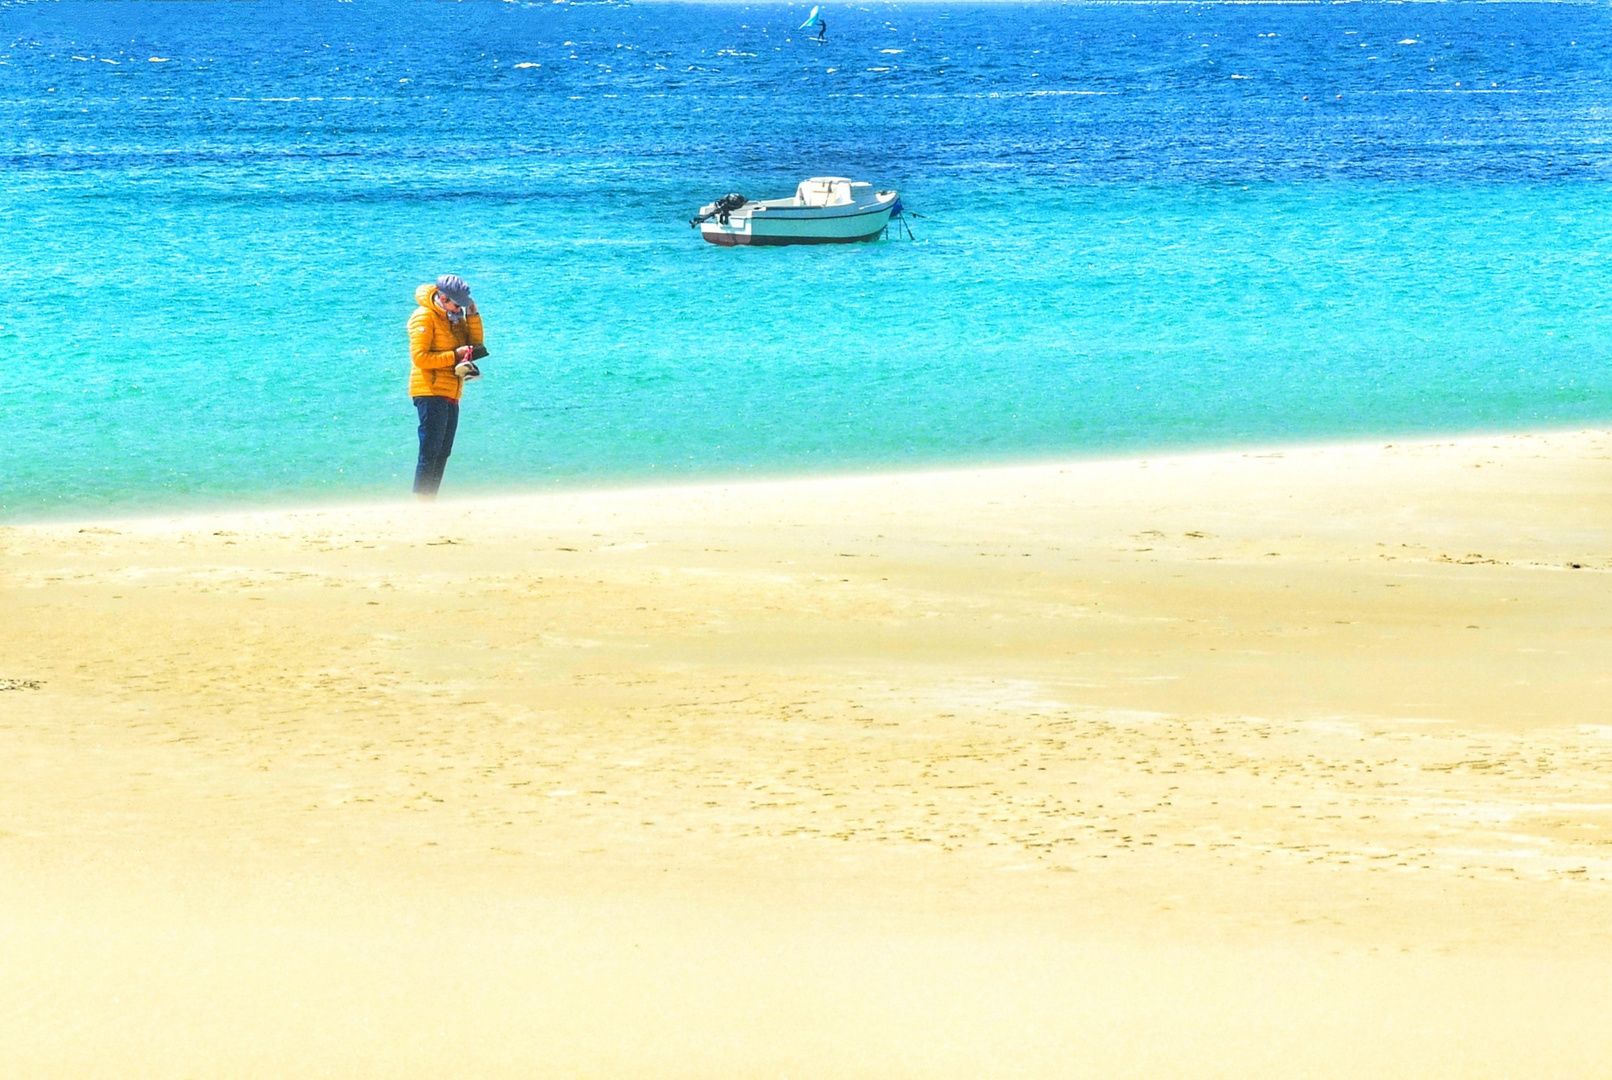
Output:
top-left (436, 274), bottom-right (472, 307)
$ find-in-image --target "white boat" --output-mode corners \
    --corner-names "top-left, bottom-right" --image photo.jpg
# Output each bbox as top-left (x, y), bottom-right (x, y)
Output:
top-left (691, 177), bottom-right (900, 246)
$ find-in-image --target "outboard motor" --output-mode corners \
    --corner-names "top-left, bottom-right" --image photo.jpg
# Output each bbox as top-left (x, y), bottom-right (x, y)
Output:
top-left (690, 193), bottom-right (747, 227)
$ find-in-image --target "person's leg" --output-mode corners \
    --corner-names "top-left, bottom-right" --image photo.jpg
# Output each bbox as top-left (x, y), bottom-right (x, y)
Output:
top-left (414, 397), bottom-right (436, 496)
top-left (438, 398), bottom-right (460, 469)
top-left (414, 396), bottom-right (454, 497)
top-left (425, 400), bottom-right (459, 495)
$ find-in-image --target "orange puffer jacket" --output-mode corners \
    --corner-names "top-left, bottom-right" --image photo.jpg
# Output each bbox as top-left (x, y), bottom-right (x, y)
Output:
top-left (408, 282), bottom-right (485, 401)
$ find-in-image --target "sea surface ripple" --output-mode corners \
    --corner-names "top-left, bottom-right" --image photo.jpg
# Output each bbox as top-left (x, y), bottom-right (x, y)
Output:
top-left (2, 1), bottom-right (1610, 518)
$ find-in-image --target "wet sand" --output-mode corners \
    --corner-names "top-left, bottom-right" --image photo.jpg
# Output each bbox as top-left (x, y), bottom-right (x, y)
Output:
top-left (3, 430), bottom-right (1611, 1077)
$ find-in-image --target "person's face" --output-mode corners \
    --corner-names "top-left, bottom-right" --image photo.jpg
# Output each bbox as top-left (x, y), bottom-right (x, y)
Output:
top-left (440, 295), bottom-right (463, 316)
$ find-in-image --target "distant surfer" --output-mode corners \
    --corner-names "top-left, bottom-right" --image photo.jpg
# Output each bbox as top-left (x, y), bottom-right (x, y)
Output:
top-left (798, 6), bottom-right (826, 43)
top-left (408, 274), bottom-right (485, 501)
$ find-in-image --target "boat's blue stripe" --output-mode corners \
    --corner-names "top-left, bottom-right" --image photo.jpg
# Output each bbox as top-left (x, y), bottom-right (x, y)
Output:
top-left (747, 204), bottom-right (894, 221)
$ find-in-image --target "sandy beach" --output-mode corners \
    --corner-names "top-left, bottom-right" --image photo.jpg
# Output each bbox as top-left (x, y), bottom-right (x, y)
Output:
top-left (3, 429), bottom-right (1610, 1078)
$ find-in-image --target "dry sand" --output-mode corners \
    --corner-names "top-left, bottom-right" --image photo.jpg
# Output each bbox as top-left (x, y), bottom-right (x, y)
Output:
top-left (3, 430), bottom-right (1611, 1078)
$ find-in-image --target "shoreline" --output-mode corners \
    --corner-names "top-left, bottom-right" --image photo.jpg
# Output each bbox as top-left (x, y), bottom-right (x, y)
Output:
top-left (4, 426), bottom-right (1611, 1076)
top-left (8, 422), bottom-right (1610, 532)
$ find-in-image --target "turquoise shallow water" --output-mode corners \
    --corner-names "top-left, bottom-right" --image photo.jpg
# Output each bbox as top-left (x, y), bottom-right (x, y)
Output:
top-left (3, 2), bottom-right (1611, 519)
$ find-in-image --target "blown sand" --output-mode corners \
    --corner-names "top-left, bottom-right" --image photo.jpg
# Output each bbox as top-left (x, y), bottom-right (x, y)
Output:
top-left (3, 431), bottom-right (1611, 1077)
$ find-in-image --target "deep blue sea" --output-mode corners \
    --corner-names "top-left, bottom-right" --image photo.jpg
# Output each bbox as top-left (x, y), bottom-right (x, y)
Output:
top-left (3, 0), bottom-right (1611, 519)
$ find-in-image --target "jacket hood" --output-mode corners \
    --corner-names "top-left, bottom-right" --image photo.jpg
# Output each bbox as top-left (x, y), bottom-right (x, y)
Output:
top-left (415, 282), bottom-right (438, 309)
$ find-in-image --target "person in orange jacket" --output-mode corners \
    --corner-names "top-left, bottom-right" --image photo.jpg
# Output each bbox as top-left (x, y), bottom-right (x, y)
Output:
top-left (408, 274), bottom-right (485, 499)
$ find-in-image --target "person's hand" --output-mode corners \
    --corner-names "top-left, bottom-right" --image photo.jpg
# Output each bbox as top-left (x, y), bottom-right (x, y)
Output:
top-left (454, 345), bottom-right (475, 363)
top-left (465, 301), bottom-right (478, 317)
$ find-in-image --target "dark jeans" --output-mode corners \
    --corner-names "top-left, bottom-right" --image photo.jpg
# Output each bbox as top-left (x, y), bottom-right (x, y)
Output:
top-left (413, 395), bottom-right (459, 495)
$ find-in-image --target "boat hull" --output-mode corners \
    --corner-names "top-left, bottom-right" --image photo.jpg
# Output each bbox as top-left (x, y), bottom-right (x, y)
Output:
top-left (698, 198), bottom-right (896, 246)
top-left (702, 227), bottom-right (886, 247)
